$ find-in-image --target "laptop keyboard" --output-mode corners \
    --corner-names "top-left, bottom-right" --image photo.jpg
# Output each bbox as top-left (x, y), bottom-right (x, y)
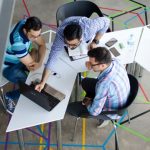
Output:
top-left (30, 83), bottom-right (60, 109)
top-left (41, 90), bottom-right (60, 107)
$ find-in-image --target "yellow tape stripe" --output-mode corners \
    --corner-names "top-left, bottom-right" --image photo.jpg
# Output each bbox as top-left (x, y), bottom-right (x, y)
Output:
top-left (82, 118), bottom-right (86, 150)
top-left (39, 124), bottom-right (44, 150)
top-left (82, 71), bottom-right (87, 150)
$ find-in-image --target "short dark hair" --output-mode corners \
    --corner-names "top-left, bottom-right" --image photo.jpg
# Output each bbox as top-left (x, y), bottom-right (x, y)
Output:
top-left (88, 47), bottom-right (112, 64)
top-left (63, 23), bottom-right (82, 41)
top-left (23, 16), bottom-right (42, 32)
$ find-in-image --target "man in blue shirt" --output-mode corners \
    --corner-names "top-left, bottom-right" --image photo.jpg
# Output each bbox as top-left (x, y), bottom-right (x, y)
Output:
top-left (35, 16), bottom-right (110, 92)
top-left (67, 47), bottom-right (130, 128)
top-left (3, 16), bottom-right (46, 114)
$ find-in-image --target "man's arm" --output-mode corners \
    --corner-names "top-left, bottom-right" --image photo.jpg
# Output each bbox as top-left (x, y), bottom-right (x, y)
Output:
top-left (35, 32), bottom-right (65, 92)
top-left (89, 17), bottom-right (110, 49)
top-left (35, 67), bottom-right (50, 92)
top-left (45, 33), bottom-right (65, 71)
top-left (34, 36), bottom-right (46, 64)
top-left (93, 17), bottom-right (110, 39)
top-left (20, 54), bottom-right (34, 71)
top-left (28, 36), bottom-right (46, 70)
top-left (11, 41), bottom-right (35, 71)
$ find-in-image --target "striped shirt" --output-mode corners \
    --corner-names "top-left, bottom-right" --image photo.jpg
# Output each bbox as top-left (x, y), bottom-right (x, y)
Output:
top-left (46, 16), bottom-right (110, 71)
top-left (87, 59), bottom-right (130, 119)
top-left (4, 19), bottom-right (31, 66)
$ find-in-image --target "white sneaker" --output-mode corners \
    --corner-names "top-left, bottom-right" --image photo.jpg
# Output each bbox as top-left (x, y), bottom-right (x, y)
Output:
top-left (5, 95), bottom-right (16, 115)
top-left (97, 120), bottom-right (110, 128)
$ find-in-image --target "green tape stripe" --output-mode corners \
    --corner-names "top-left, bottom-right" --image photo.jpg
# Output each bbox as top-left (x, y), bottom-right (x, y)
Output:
top-left (144, 102), bottom-right (150, 104)
top-left (125, 0), bottom-right (145, 8)
top-left (144, 7), bottom-right (150, 12)
top-left (66, 0), bottom-right (73, 2)
top-left (145, 7), bottom-right (150, 10)
top-left (109, 5), bottom-right (142, 18)
top-left (136, 96), bottom-right (148, 102)
top-left (114, 122), bottom-right (150, 142)
top-left (109, 17), bottom-right (131, 28)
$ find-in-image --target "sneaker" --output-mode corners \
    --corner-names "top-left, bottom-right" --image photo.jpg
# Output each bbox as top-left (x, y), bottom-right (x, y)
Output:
top-left (97, 120), bottom-right (110, 128)
top-left (4, 95), bottom-right (16, 115)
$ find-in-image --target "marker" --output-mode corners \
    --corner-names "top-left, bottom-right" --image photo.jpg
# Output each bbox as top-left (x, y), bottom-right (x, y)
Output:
top-left (51, 71), bottom-right (61, 78)
top-left (119, 43), bottom-right (124, 49)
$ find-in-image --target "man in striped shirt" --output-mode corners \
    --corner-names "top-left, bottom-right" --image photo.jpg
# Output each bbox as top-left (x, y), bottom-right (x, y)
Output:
top-left (3, 16), bottom-right (46, 114)
top-left (35, 16), bottom-right (110, 92)
top-left (67, 47), bottom-right (130, 128)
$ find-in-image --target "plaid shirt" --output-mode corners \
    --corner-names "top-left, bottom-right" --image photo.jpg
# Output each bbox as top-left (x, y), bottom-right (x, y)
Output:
top-left (45, 16), bottom-right (110, 71)
top-left (87, 59), bottom-right (130, 119)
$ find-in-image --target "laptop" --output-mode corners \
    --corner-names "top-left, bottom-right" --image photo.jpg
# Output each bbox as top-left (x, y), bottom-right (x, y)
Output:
top-left (19, 82), bottom-right (65, 111)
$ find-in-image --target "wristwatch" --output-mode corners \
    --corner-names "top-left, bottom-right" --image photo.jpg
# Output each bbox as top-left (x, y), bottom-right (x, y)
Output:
top-left (92, 39), bottom-right (99, 45)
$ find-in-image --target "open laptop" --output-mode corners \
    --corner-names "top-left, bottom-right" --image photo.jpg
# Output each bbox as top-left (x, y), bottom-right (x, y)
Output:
top-left (19, 82), bottom-right (65, 111)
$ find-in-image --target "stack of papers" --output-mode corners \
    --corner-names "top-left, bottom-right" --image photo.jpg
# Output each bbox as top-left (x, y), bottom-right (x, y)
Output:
top-left (67, 42), bottom-right (88, 60)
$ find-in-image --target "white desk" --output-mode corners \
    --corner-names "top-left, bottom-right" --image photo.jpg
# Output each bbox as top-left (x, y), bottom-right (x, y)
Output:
top-left (100, 27), bottom-right (143, 65)
top-left (135, 25), bottom-right (150, 72)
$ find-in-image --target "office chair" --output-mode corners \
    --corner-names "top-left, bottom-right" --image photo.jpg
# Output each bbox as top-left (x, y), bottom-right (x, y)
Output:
top-left (67, 74), bottom-right (139, 150)
top-left (56, 1), bottom-right (111, 32)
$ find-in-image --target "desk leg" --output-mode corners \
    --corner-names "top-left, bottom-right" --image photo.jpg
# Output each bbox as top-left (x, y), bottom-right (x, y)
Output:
top-left (16, 130), bottom-right (25, 150)
top-left (75, 73), bottom-right (80, 101)
top-left (56, 120), bottom-right (63, 150)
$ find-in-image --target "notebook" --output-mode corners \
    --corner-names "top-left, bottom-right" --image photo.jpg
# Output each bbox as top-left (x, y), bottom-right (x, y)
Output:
top-left (64, 42), bottom-right (88, 61)
top-left (19, 82), bottom-right (65, 111)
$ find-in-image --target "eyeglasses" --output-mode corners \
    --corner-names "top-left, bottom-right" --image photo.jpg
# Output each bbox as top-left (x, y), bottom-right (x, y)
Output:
top-left (90, 63), bottom-right (103, 67)
top-left (64, 40), bottom-right (81, 50)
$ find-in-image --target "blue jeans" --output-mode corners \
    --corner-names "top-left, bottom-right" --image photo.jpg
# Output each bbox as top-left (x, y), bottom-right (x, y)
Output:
top-left (3, 63), bottom-right (28, 100)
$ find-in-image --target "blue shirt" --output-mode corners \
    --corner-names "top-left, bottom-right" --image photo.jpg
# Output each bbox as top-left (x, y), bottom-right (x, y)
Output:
top-left (46, 16), bottom-right (110, 71)
top-left (4, 19), bottom-right (31, 66)
top-left (87, 59), bottom-right (130, 119)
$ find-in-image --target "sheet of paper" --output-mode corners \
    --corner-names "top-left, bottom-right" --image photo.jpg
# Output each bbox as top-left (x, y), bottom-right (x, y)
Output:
top-left (72, 55), bottom-right (88, 60)
top-left (68, 42), bottom-right (88, 56)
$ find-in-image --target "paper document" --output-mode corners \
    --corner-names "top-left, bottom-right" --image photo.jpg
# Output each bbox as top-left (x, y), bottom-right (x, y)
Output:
top-left (68, 42), bottom-right (88, 56)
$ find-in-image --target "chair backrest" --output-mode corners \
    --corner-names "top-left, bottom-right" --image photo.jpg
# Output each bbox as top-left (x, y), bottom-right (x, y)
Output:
top-left (123, 74), bottom-right (139, 108)
top-left (56, 1), bottom-right (104, 27)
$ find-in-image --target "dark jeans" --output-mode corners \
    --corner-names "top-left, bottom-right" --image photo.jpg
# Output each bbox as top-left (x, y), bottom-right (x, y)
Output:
top-left (82, 77), bottom-right (98, 98)
top-left (67, 78), bottom-right (99, 117)
top-left (67, 101), bottom-right (110, 120)
top-left (3, 63), bottom-right (28, 100)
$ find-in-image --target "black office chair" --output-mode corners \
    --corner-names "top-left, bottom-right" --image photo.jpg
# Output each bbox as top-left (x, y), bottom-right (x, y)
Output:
top-left (67, 74), bottom-right (139, 150)
top-left (56, 1), bottom-right (111, 32)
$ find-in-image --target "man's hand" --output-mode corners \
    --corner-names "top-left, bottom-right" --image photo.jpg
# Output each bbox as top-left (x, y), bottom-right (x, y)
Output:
top-left (85, 61), bottom-right (92, 70)
top-left (88, 42), bottom-right (97, 50)
top-left (82, 97), bottom-right (92, 106)
top-left (35, 82), bottom-right (45, 92)
top-left (28, 62), bottom-right (42, 71)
